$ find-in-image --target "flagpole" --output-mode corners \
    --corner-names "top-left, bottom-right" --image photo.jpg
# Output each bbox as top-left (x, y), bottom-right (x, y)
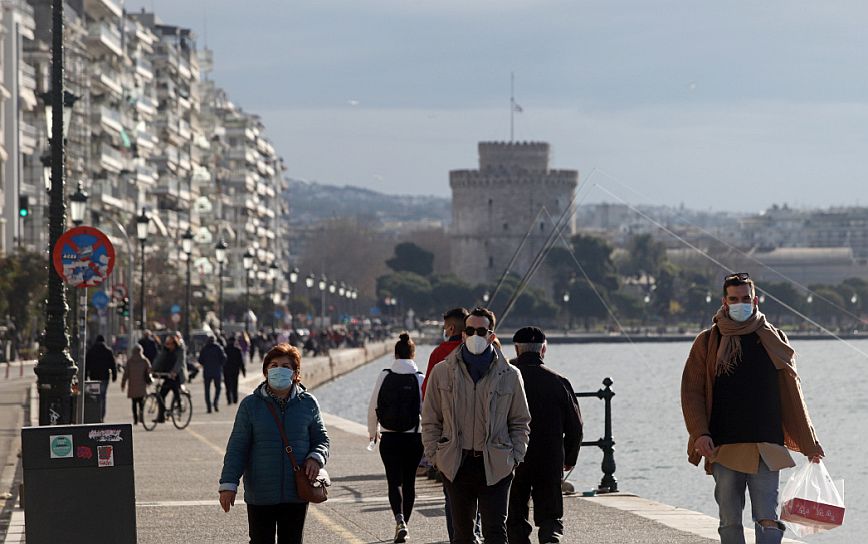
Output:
top-left (510, 72), bottom-right (515, 142)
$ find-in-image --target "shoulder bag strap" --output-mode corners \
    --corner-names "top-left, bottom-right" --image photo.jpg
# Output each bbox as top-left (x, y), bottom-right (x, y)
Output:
top-left (263, 400), bottom-right (302, 471)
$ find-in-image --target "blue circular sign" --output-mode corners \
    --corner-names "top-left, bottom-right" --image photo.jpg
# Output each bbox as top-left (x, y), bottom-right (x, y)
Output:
top-left (91, 291), bottom-right (110, 310)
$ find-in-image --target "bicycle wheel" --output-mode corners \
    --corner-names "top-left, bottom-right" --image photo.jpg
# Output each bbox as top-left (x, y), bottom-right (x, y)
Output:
top-left (171, 391), bottom-right (193, 430)
top-left (142, 394), bottom-right (161, 431)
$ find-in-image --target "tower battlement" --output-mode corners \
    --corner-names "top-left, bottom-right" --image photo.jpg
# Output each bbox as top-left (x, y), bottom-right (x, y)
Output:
top-left (478, 141), bottom-right (550, 171)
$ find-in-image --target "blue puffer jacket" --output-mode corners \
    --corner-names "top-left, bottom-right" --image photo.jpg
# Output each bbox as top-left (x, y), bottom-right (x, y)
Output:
top-left (219, 382), bottom-right (330, 504)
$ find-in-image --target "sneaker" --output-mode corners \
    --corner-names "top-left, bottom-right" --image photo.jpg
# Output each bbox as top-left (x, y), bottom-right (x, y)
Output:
top-left (394, 521), bottom-right (408, 543)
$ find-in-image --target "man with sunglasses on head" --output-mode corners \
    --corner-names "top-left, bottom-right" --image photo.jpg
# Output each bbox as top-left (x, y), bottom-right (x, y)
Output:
top-left (681, 272), bottom-right (825, 544)
top-left (422, 307), bottom-right (531, 544)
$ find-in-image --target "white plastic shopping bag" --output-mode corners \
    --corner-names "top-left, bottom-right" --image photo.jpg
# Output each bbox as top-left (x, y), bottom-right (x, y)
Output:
top-left (780, 460), bottom-right (845, 537)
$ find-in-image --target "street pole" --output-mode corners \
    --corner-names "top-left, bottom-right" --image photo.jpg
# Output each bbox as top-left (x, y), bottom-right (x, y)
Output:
top-left (218, 261), bottom-right (224, 333)
top-left (35, 0), bottom-right (75, 426)
top-left (139, 239), bottom-right (146, 332)
top-left (245, 272), bottom-right (250, 334)
top-left (184, 257), bottom-right (192, 343)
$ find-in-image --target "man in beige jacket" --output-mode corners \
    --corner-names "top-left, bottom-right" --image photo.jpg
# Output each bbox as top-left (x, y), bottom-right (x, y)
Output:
top-left (422, 307), bottom-right (531, 544)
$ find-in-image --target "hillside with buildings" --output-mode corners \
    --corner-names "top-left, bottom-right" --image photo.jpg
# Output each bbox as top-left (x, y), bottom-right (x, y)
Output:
top-left (286, 178), bottom-right (450, 229)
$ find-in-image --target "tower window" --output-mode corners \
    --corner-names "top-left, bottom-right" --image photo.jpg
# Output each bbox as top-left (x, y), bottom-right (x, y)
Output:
top-left (540, 221), bottom-right (545, 232)
top-left (488, 256), bottom-right (494, 268)
top-left (488, 199), bottom-right (493, 207)
top-left (503, 223), bottom-right (508, 231)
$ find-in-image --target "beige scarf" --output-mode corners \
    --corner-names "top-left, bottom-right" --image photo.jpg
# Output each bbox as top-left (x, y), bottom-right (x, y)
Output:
top-left (713, 306), bottom-right (796, 376)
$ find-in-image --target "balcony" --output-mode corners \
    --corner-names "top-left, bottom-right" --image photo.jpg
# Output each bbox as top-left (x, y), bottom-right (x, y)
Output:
top-left (135, 57), bottom-right (154, 80)
top-left (94, 70), bottom-right (123, 97)
top-left (83, 0), bottom-right (122, 19)
top-left (135, 95), bottom-right (158, 117)
top-left (86, 22), bottom-right (123, 57)
top-left (98, 143), bottom-right (125, 173)
top-left (19, 123), bottom-right (37, 154)
top-left (95, 105), bottom-right (123, 135)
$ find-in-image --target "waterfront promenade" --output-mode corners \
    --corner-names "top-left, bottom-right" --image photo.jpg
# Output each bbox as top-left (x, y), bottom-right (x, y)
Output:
top-left (1, 352), bottom-right (801, 543)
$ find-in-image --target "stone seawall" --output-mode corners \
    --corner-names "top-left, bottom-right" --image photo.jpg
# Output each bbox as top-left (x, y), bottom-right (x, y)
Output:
top-left (302, 340), bottom-right (391, 390)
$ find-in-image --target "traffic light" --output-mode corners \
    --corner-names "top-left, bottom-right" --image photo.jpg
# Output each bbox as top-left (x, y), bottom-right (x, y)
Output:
top-left (117, 298), bottom-right (129, 317)
top-left (18, 195), bottom-right (30, 218)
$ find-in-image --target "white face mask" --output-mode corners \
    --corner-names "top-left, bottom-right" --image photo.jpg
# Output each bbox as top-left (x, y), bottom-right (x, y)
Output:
top-left (465, 335), bottom-right (490, 355)
top-left (728, 303), bottom-right (754, 322)
top-left (442, 328), bottom-right (450, 342)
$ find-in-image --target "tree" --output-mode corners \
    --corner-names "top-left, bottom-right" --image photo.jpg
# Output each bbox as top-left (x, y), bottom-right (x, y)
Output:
top-left (298, 219), bottom-right (393, 299)
top-left (620, 234), bottom-right (667, 279)
top-left (759, 281), bottom-right (805, 324)
top-left (386, 242), bottom-right (434, 277)
top-left (566, 278), bottom-right (611, 331)
top-left (430, 275), bottom-right (475, 312)
top-left (377, 272), bottom-right (433, 315)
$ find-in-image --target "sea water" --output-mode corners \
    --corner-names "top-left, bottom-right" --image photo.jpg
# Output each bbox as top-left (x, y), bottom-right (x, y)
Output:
top-left (316, 340), bottom-right (867, 542)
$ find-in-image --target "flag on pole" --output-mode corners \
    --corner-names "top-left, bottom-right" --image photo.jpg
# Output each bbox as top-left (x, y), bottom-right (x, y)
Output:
top-left (513, 102), bottom-right (523, 113)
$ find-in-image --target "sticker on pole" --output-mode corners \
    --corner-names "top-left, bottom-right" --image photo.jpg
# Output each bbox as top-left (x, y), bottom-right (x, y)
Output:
top-left (52, 226), bottom-right (116, 288)
top-left (50, 434), bottom-right (74, 459)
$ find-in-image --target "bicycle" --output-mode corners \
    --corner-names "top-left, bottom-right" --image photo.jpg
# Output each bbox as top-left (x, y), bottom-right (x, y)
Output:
top-left (141, 372), bottom-right (193, 431)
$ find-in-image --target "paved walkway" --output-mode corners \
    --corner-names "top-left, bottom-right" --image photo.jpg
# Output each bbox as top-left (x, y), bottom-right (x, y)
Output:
top-left (1, 358), bottom-right (801, 543)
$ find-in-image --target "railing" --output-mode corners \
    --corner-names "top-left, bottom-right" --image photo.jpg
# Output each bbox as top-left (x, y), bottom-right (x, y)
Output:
top-left (575, 377), bottom-right (617, 493)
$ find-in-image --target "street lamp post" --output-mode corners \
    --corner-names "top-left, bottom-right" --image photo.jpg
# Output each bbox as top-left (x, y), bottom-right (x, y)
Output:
top-left (182, 228), bottom-right (194, 343)
top-left (215, 239), bottom-right (227, 333)
top-left (318, 275), bottom-right (327, 328)
top-left (35, 0), bottom-right (76, 425)
top-left (269, 261), bottom-right (280, 331)
top-left (243, 249), bottom-right (254, 333)
top-left (136, 209), bottom-right (150, 333)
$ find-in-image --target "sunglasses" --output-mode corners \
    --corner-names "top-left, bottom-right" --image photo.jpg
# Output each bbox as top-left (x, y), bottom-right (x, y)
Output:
top-left (464, 326), bottom-right (492, 337)
top-left (724, 272), bottom-right (750, 281)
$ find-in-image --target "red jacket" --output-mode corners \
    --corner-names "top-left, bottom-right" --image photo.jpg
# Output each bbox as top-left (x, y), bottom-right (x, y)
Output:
top-left (421, 339), bottom-right (462, 398)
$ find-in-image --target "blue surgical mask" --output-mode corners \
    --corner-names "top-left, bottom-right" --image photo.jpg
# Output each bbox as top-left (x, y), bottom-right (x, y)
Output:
top-left (267, 367), bottom-right (295, 390)
top-left (728, 303), bottom-right (754, 322)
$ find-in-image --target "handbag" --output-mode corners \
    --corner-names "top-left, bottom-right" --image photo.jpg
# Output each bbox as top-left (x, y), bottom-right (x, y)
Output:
top-left (263, 400), bottom-right (330, 503)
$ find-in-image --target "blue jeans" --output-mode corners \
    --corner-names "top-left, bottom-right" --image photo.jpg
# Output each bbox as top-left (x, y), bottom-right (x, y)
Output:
top-left (713, 459), bottom-right (784, 544)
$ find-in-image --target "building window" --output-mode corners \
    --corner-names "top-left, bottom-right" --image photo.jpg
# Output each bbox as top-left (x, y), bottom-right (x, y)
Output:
top-left (503, 223), bottom-right (508, 231)
top-left (488, 256), bottom-right (494, 268)
top-left (540, 221), bottom-right (545, 232)
top-left (488, 199), bottom-right (493, 207)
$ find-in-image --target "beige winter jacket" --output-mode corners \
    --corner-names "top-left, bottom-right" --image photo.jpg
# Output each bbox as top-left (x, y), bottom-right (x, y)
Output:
top-left (421, 345), bottom-right (531, 485)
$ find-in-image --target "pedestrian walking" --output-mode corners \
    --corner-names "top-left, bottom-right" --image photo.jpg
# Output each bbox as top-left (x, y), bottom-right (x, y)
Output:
top-left (198, 335), bottom-right (227, 413)
top-left (219, 343), bottom-right (330, 544)
top-left (224, 335), bottom-right (246, 405)
top-left (421, 307), bottom-right (479, 541)
top-left (506, 326), bottom-right (583, 544)
top-left (85, 334), bottom-right (117, 422)
top-left (138, 329), bottom-right (160, 364)
top-left (681, 272), bottom-right (825, 544)
top-left (120, 344), bottom-right (152, 425)
top-left (421, 307), bottom-right (531, 544)
top-left (367, 333), bottom-right (424, 543)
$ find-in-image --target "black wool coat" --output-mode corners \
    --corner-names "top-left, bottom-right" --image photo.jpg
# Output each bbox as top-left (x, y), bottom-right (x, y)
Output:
top-left (511, 352), bottom-right (583, 476)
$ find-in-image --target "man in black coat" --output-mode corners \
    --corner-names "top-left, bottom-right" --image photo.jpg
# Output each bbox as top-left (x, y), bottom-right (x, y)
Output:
top-left (85, 334), bottom-right (118, 422)
top-left (138, 329), bottom-right (159, 364)
top-left (507, 327), bottom-right (583, 544)
top-left (197, 335), bottom-right (227, 413)
top-left (223, 336), bottom-right (246, 405)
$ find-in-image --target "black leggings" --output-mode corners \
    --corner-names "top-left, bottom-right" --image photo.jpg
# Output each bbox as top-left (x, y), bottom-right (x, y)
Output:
top-left (379, 432), bottom-right (424, 521)
top-left (130, 397), bottom-right (144, 423)
top-left (247, 502), bottom-right (308, 544)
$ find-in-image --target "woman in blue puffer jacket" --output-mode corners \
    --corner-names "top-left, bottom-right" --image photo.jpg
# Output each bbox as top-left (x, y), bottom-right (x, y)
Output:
top-left (219, 343), bottom-right (330, 543)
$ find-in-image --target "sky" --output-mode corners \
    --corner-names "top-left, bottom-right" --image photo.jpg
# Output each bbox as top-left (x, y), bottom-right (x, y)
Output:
top-left (127, 1), bottom-right (868, 211)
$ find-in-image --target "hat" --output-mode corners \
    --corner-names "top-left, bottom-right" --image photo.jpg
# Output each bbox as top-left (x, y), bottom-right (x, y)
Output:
top-left (512, 326), bottom-right (546, 343)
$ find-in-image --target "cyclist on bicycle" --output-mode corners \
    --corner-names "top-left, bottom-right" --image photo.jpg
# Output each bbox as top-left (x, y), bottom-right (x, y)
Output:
top-left (153, 331), bottom-right (188, 423)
